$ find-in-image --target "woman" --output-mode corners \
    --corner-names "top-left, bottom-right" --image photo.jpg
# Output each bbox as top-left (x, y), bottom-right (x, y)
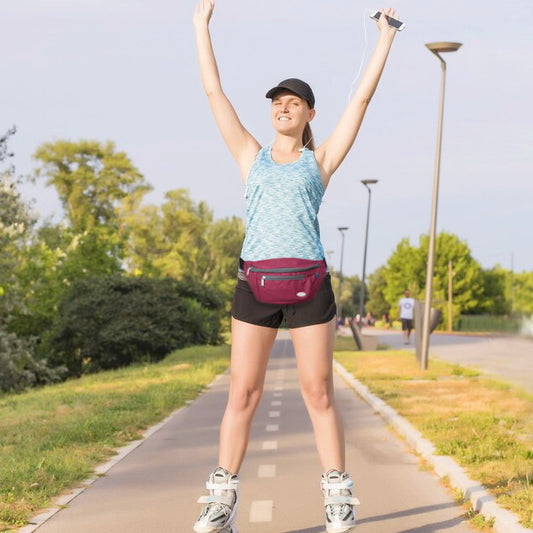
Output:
top-left (193, 2), bottom-right (398, 532)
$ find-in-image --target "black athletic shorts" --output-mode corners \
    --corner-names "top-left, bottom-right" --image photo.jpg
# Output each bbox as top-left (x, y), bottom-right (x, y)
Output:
top-left (401, 318), bottom-right (413, 331)
top-left (231, 273), bottom-right (337, 329)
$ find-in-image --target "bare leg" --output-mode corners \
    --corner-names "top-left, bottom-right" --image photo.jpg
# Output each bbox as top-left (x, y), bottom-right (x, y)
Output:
top-left (218, 317), bottom-right (277, 474)
top-left (290, 317), bottom-right (345, 472)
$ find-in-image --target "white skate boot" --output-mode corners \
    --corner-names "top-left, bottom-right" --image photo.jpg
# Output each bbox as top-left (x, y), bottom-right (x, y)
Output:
top-left (194, 467), bottom-right (239, 533)
top-left (321, 470), bottom-right (360, 533)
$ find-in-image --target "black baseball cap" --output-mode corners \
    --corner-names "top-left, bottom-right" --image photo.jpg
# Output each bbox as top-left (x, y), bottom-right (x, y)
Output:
top-left (265, 78), bottom-right (315, 109)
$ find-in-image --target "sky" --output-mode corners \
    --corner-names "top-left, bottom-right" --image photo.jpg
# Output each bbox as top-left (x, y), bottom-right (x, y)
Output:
top-left (2, 0), bottom-right (532, 277)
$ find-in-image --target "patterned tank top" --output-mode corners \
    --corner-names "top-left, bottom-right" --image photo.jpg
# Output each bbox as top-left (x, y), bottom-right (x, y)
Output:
top-left (240, 146), bottom-right (325, 261)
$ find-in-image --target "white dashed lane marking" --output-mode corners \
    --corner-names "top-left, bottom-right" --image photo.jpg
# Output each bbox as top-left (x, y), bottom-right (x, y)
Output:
top-left (257, 464), bottom-right (276, 478)
top-left (269, 411), bottom-right (280, 418)
top-left (266, 424), bottom-right (279, 432)
top-left (249, 500), bottom-right (273, 522)
top-left (262, 441), bottom-right (278, 450)
top-left (271, 400), bottom-right (282, 406)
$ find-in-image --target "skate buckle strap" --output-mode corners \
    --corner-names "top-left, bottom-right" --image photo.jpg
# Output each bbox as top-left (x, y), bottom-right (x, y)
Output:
top-left (197, 494), bottom-right (236, 506)
top-left (205, 479), bottom-right (239, 491)
top-left (324, 495), bottom-right (360, 506)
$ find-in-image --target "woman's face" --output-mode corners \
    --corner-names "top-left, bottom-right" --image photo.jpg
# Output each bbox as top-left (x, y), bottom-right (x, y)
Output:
top-left (270, 91), bottom-right (315, 136)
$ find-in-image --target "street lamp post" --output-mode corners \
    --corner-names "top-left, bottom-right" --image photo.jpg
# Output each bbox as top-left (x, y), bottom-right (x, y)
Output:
top-left (420, 41), bottom-right (462, 370)
top-left (337, 227), bottom-right (349, 320)
top-left (359, 179), bottom-right (378, 326)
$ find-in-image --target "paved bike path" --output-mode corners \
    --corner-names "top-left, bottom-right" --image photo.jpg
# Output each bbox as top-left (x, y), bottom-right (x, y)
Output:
top-left (30, 332), bottom-right (474, 533)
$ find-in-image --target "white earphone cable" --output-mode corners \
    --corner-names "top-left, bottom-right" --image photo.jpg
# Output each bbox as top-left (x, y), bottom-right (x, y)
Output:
top-left (347, 9), bottom-right (372, 102)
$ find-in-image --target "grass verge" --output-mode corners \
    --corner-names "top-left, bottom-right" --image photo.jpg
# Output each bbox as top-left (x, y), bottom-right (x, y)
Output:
top-left (334, 336), bottom-right (533, 529)
top-left (0, 344), bottom-right (230, 532)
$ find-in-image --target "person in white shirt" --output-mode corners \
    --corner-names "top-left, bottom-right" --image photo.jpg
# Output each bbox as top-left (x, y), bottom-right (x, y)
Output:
top-left (398, 289), bottom-right (415, 344)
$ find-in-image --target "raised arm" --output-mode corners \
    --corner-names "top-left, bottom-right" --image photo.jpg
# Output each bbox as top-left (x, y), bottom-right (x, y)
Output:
top-left (193, 0), bottom-right (260, 180)
top-left (314, 8), bottom-right (398, 185)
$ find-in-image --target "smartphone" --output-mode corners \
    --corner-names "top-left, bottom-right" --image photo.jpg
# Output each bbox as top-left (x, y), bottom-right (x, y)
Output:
top-left (370, 10), bottom-right (405, 31)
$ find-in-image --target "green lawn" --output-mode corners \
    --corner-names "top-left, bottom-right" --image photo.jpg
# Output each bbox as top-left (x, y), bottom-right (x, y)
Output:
top-left (0, 344), bottom-right (230, 531)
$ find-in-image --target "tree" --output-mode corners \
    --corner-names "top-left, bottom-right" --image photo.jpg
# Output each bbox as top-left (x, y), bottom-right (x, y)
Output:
top-left (125, 189), bottom-right (244, 297)
top-left (11, 140), bottom-right (150, 342)
top-left (11, 224), bottom-right (123, 341)
top-left (381, 232), bottom-right (486, 323)
top-left (479, 266), bottom-right (509, 315)
top-left (33, 140), bottom-right (151, 234)
top-left (202, 216), bottom-right (246, 296)
top-left (1, 125), bottom-right (35, 323)
top-left (512, 271), bottom-right (533, 316)
top-left (330, 273), bottom-right (362, 318)
top-left (125, 189), bottom-right (212, 278)
top-left (0, 127), bottom-right (65, 391)
top-left (365, 267), bottom-right (390, 318)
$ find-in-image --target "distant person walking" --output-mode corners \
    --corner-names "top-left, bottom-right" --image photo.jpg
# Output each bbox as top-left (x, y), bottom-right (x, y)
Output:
top-left (193, 1), bottom-right (399, 532)
top-left (398, 289), bottom-right (415, 344)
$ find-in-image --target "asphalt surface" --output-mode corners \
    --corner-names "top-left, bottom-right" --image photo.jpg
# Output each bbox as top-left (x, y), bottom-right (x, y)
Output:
top-left (28, 330), bottom-right (478, 533)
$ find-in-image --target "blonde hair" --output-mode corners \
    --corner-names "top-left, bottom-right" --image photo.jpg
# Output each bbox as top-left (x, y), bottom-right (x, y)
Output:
top-left (303, 123), bottom-right (315, 151)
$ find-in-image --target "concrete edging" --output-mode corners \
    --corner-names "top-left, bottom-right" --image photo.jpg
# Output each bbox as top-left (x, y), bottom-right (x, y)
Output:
top-left (333, 360), bottom-right (532, 533)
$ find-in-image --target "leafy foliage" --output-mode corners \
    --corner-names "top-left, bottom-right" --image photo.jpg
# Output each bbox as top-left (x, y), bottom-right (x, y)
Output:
top-left (479, 266), bottom-right (510, 315)
top-left (365, 267), bottom-right (390, 318)
top-left (380, 232), bottom-right (487, 323)
top-left (512, 271), bottom-right (533, 316)
top-left (0, 331), bottom-right (65, 393)
top-left (11, 224), bottom-right (123, 341)
top-left (123, 188), bottom-right (244, 304)
top-left (32, 139), bottom-right (151, 233)
top-left (330, 273), bottom-right (362, 318)
top-left (0, 127), bottom-right (66, 392)
top-left (11, 139), bottom-right (149, 344)
top-left (48, 275), bottom-right (225, 376)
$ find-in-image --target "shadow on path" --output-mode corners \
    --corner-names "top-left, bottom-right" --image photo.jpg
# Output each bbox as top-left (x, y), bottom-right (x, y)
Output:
top-left (358, 501), bottom-right (467, 532)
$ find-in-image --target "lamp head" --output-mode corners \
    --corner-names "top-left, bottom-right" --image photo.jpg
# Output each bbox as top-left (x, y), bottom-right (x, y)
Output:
top-left (337, 226), bottom-right (349, 232)
top-left (425, 42), bottom-right (462, 55)
top-left (361, 179), bottom-right (378, 186)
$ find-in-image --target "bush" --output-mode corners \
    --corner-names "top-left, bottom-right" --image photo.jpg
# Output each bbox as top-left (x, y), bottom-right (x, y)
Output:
top-left (0, 328), bottom-right (66, 393)
top-left (48, 275), bottom-right (225, 376)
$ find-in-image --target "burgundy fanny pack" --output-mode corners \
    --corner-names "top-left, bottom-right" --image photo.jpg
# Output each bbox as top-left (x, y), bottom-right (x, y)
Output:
top-left (243, 258), bottom-right (327, 305)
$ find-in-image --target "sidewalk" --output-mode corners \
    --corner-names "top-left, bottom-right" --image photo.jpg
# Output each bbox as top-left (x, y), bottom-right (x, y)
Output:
top-left (24, 331), bottom-right (476, 533)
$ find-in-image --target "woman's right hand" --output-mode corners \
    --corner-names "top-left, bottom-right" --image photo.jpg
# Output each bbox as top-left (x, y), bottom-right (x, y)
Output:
top-left (193, 0), bottom-right (215, 29)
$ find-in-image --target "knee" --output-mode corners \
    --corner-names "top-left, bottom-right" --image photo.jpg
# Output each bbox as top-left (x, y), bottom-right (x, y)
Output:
top-left (301, 380), bottom-right (333, 412)
top-left (228, 383), bottom-right (263, 413)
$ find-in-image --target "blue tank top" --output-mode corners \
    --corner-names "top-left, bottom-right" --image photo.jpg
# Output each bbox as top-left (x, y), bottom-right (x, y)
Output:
top-left (240, 146), bottom-right (325, 261)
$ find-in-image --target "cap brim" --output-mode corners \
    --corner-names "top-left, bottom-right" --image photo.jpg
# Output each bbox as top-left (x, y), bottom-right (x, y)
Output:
top-left (265, 85), bottom-right (294, 99)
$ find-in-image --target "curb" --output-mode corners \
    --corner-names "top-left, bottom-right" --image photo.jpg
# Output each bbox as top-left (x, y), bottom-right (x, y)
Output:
top-left (333, 360), bottom-right (533, 533)
top-left (17, 373), bottom-right (226, 533)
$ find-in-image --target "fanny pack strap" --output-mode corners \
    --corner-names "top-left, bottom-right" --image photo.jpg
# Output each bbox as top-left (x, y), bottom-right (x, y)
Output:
top-left (239, 257), bottom-right (327, 271)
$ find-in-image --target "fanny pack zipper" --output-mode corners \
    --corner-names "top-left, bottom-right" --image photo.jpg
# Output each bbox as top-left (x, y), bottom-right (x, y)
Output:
top-left (247, 262), bottom-right (321, 276)
top-left (261, 274), bottom-right (306, 286)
